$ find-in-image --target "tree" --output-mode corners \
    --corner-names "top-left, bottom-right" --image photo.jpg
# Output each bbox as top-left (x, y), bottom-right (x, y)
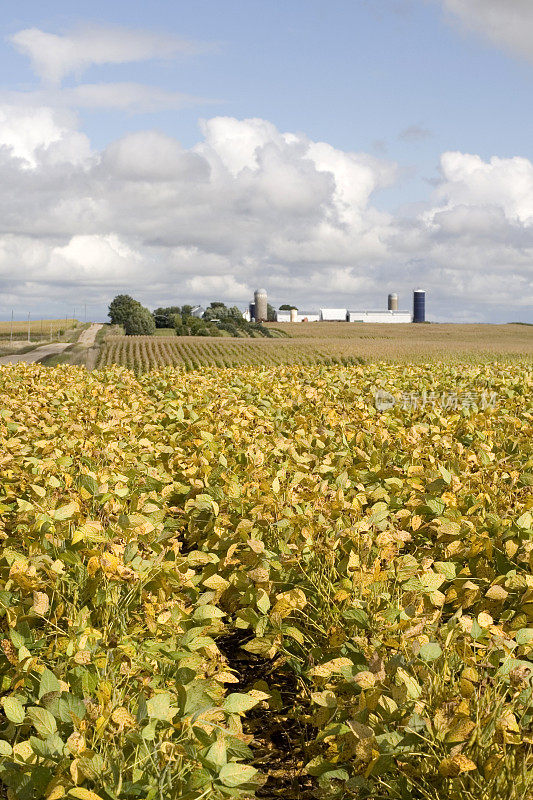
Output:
top-left (124, 305), bottom-right (156, 335)
top-left (153, 306), bottom-right (181, 328)
top-left (267, 303), bottom-right (276, 321)
top-left (108, 295), bottom-right (142, 326)
top-left (279, 304), bottom-right (298, 311)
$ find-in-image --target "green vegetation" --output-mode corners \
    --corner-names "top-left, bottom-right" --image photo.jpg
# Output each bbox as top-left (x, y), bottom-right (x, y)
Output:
top-left (123, 306), bottom-right (156, 336)
top-left (108, 295), bottom-right (143, 328)
top-left (95, 321), bottom-right (533, 372)
top-left (112, 297), bottom-right (272, 339)
top-left (0, 361), bottom-right (531, 800)
top-left (96, 335), bottom-right (363, 371)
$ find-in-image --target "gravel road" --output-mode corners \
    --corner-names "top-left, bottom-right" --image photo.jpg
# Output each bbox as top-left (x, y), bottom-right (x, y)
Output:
top-left (0, 323), bottom-right (104, 366)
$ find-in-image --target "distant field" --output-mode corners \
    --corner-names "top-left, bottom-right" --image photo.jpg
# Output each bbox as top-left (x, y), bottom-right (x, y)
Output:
top-left (96, 323), bottom-right (532, 370)
top-left (0, 319), bottom-right (77, 340)
top-left (268, 321), bottom-right (533, 355)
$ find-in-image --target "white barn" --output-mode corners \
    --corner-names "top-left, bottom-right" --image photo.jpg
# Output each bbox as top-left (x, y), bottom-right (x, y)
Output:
top-left (320, 308), bottom-right (347, 321)
top-left (275, 310), bottom-right (320, 322)
top-left (347, 310), bottom-right (412, 323)
top-left (297, 311), bottom-right (320, 322)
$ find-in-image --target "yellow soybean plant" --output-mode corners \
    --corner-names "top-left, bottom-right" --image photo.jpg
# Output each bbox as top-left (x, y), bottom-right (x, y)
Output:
top-left (0, 361), bottom-right (531, 800)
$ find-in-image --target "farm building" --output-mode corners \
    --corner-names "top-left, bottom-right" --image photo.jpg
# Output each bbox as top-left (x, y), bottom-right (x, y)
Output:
top-left (320, 308), bottom-right (347, 321)
top-left (190, 305), bottom-right (205, 318)
top-left (275, 310), bottom-right (320, 322)
top-left (347, 310), bottom-right (412, 323)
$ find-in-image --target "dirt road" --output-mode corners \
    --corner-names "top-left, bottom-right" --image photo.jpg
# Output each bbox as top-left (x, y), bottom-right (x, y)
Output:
top-left (0, 342), bottom-right (71, 365)
top-left (0, 323), bottom-right (103, 366)
top-left (76, 323), bottom-right (103, 347)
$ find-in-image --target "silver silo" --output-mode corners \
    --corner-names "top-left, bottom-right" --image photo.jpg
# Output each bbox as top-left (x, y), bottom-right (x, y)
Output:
top-left (254, 288), bottom-right (268, 322)
top-left (388, 293), bottom-right (398, 311)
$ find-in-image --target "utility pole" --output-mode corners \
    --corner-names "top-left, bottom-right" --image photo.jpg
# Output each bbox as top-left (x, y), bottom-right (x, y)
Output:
top-left (27, 312), bottom-right (31, 343)
top-left (9, 310), bottom-right (13, 342)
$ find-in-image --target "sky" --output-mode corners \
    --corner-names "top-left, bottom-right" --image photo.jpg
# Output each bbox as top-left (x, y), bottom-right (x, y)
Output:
top-left (1, 0), bottom-right (533, 323)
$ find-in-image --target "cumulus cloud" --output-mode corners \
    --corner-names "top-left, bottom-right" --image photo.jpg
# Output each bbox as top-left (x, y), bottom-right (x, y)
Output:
top-left (440, 0), bottom-right (533, 63)
top-left (9, 24), bottom-right (209, 84)
top-left (0, 105), bottom-right (91, 167)
top-left (0, 111), bottom-right (531, 321)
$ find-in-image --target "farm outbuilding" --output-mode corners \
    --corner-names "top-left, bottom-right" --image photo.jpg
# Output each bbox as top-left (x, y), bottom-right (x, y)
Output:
top-left (320, 309), bottom-right (347, 321)
top-left (347, 310), bottom-right (412, 323)
top-left (275, 310), bottom-right (320, 322)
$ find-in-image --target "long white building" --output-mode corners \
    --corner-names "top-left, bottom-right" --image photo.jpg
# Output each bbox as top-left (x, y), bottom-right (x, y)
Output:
top-left (347, 310), bottom-right (412, 323)
top-left (275, 310), bottom-right (320, 322)
top-left (320, 308), bottom-right (347, 321)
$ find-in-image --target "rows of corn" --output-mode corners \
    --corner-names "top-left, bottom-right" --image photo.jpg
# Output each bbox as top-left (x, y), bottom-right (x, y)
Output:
top-left (0, 361), bottom-right (532, 800)
top-left (96, 336), bottom-right (364, 371)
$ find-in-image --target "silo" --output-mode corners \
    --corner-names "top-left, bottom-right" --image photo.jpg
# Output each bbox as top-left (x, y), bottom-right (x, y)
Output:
top-left (388, 293), bottom-right (398, 311)
top-left (254, 288), bottom-right (268, 322)
top-left (290, 308), bottom-right (298, 322)
top-left (413, 289), bottom-right (426, 323)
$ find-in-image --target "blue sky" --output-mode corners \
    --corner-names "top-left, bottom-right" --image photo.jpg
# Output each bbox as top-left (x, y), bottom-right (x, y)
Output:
top-left (0, 0), bottom-right (532, 321)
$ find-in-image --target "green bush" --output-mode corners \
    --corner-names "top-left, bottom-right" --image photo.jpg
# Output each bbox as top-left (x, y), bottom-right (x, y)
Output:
top-left (124, 305), bottom-right (156, 335)
top-left (108, 294), bottom-right (142, 326)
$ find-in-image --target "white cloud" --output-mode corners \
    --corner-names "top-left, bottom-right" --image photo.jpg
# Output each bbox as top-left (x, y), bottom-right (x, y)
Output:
top-left (0, 111), bottom-right (531, 321)
top-left (10, 24), bottom-right (208, 84)
top-left (427, 151), bottom-right (533, 225)
top-left (0, 83), bottom-right (214, 115)
top-left (102, 131), bottom-right (210, 182)
top-left (440, 0), bottom-right (533, 63)
top-left (0, 105), bottom-right (91, 167)
top-left (63, 83), bottom-right (213, 113)
top-left (186, 274), bottom-right (250, 300)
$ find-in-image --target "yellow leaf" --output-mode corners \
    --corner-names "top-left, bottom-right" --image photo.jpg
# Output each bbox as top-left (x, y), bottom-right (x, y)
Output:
top-left (32, 591), bottom-right (49, 616)
top-left (46, 787), bottom-right (66, 800)
top-left (353, 671), bottom-right (376, 689)
top-left (68, 790), bottom-right (106, 800)
top-left (270, 588), bottom-right (307, 618)
top-left (439, 754), bottom-right (477, 777)
top-left (311, 658), bottom-right (354, 678)
top-left (111, 706), bottom-right (136, 728)
top-left (445, 717), bottom-right (476, 743)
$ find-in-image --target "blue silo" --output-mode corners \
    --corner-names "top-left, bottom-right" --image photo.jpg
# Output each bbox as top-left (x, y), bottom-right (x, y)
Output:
top-left (413, 289), bottom-right (426, 323)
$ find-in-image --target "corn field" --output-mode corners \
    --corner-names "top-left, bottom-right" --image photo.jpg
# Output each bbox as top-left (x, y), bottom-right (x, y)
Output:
top-left (97, 335), bottom-right (364, 371)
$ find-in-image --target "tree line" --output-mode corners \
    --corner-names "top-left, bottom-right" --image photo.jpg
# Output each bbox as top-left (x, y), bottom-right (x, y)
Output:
top-left (108, 295), bottom-right (275, 337)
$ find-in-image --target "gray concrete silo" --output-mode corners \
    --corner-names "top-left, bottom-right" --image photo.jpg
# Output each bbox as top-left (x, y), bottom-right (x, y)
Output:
top-left (254, 288), bottom-right (268, 322)
top-left (388, 293), bottom-right (398, 311)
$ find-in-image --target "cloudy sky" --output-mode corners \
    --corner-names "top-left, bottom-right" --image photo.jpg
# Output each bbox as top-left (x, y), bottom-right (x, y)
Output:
top-left (1, 0), bottom-right (533, 323)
